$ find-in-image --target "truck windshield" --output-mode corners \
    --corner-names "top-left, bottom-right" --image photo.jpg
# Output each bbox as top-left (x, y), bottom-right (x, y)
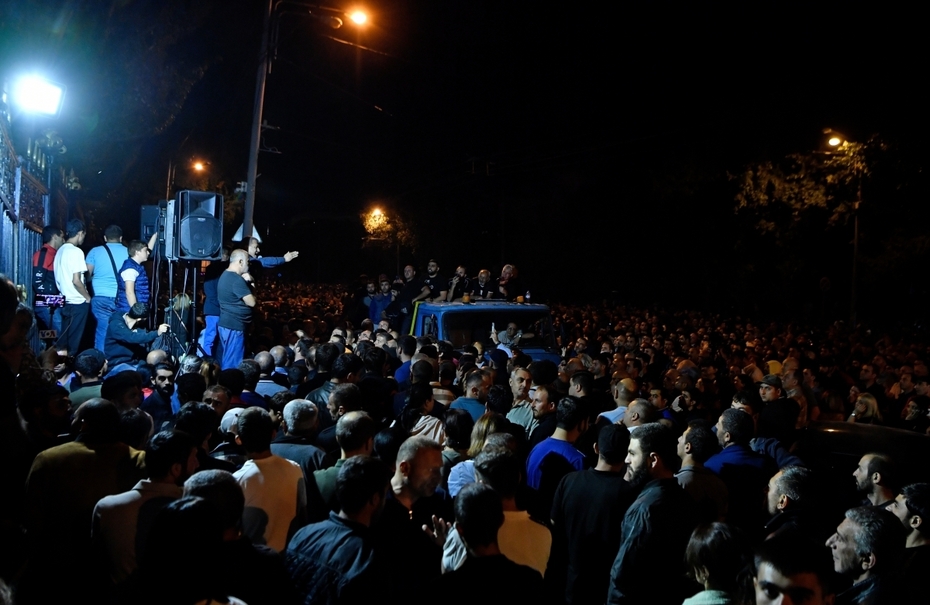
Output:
top-left (442, 309), bottom-right (556, 351)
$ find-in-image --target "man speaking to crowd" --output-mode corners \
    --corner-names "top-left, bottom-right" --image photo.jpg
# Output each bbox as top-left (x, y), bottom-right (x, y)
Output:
top-left (217, 249), bottom-right (256, 370)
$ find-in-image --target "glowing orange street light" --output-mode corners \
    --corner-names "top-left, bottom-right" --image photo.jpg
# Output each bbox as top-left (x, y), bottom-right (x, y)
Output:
top-left (350, 10), bottom-right (367, 25)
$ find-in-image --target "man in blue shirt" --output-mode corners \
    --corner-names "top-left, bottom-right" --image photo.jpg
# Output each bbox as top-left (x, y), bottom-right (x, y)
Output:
top-left (526, 396), bottom-right (588, 490)
top-left (85, 225), bottom-right (128, 351)
top-left (450, 371), bottom-right (492, 423)
top-left (705, 408), bottom-right (776, 537)
top-left (247, 237), bottom-right (298, 270)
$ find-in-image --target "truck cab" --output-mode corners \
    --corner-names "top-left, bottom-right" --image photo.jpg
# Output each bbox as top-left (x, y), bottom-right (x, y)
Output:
top-left (411, 300), bottom-right (561, 363)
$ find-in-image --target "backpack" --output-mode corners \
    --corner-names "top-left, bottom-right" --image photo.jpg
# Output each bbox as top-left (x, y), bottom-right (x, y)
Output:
top-left (33, 248), bottom-right (60, 296)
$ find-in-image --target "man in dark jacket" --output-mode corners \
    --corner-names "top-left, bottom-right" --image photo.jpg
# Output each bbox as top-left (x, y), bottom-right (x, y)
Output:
top-left (286, 455), bottom-right (390, 604)
top-left (607, 423), bottom-right (697, 605)
top-left (104, 303), bottom-right (169, 369)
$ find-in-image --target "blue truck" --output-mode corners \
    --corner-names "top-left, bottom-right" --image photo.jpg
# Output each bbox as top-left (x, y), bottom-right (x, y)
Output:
top-left (410, 300), bottom-right (561, 364)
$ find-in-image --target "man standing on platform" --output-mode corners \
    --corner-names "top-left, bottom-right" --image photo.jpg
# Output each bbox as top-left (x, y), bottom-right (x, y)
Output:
top-left (217, 249), bottom-right (256, 370)
top-left (32, 225), bottom-right (64, 338)
top-left (248, 237), bottom-right (298, 271)
top-left (54, 219), bottom-right (91, 355)
top-left (86, 225), bottom-right (129, 351)
top-left (200, 247), bottom-right (230, 357)
top-left (115, 239), bottom-right (155, 313)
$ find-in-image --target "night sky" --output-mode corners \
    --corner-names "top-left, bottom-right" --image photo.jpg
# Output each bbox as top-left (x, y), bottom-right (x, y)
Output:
top-left (2, 1), bottom-right (926, 318)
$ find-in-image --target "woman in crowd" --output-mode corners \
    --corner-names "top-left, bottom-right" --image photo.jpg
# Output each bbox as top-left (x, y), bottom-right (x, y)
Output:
top-left (399, 381), bottom-right (445, 444)
top-left (848, 393), bottom-right (883, 425)
top-left (682, 522), bottom-right (752, 605)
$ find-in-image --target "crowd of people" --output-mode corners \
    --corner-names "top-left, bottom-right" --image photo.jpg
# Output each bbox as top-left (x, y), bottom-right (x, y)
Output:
top-left (0, 230), bottom-right (928, 603)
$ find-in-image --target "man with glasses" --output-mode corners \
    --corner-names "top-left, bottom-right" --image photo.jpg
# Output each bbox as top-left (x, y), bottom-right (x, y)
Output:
top-left (217, 249), bottom-right (256, 370)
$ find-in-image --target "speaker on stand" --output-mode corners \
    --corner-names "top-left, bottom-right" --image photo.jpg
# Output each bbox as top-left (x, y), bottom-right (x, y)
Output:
top-left (172, 190), bottom-right (224, 355)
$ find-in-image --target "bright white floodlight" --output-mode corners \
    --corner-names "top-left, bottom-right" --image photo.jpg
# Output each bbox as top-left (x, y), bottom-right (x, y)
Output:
top-left (12, 75), bottom-right (66, 117)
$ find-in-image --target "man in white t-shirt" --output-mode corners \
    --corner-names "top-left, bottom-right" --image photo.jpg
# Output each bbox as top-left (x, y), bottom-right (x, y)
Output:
top-left (53, 219), bottom-right (90, 355)
top-left (233, 407), bottom-right (307, 552)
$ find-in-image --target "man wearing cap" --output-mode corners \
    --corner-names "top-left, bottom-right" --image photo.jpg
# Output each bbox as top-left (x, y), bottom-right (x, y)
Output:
top-left (104, 302), bottom-right (170, 368)
top-left (756, 374), bottom-right (800, 444)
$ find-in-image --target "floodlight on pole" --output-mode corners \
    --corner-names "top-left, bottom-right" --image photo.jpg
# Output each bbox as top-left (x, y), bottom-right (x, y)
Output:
top-left (350, 10), bottom-right (368, 24)
top-left (12, 75), bottom-right (66, 118)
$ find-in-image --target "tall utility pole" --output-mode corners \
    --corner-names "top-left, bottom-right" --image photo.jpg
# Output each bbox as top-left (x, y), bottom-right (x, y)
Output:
top-left (242, 0), bottom-right (273, 243)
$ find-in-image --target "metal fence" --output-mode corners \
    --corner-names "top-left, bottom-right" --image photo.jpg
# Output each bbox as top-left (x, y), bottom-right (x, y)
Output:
top-left (2, 111), bottom-right (51, 351)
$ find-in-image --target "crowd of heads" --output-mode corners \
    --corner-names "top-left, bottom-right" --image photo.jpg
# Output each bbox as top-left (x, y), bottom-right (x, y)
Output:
top-left (4, 270), bottom-right (930, 604)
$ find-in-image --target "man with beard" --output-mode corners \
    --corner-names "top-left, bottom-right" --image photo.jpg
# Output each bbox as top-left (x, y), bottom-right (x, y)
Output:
top-left (369, 275), bottom-right (394, 324)
top-left (373, 436), bottom-right (450, 596)
top-left (853, 453), bottom-right (898, 508)
top-left (446, 265), bottom-right (470, 301)
top-left (450, 370), bottom-right (492, 423)
top-left (885, 483), bottom-right (930, 603)
top-left (421, 259), bottom-right (448, 303)
top-left (141, 362), bottom-right (176, 432)
top-left (607, 423), bottom-right (696, 605)
top-left (527, 384), bottom-right (559, 450)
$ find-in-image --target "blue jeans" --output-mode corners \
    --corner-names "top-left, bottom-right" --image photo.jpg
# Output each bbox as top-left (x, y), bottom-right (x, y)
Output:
top-left (200, 315), bottom-right (219, 357)
top-left (217, 326), bottom-right (245, 370)
top-left (91, 296), bottom-right (116, 352)
top-left (33, 305), bottom-right (62, 352)
top-left (34, 305), bottom-right (62, 334)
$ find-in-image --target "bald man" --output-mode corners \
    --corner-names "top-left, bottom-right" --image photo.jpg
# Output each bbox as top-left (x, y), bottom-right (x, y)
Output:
top-left (217, 249), bottom-right (257, 370)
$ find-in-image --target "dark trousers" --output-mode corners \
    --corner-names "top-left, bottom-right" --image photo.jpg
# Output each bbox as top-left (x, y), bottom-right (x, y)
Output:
top-left (56, 302), bottom-right (89, 355)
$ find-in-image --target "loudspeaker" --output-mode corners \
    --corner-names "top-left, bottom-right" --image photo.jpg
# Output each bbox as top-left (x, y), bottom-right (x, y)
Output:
top-left (140, 204), bottom-right (167, 258)
top-left (176, 190), bottom-right (223, 260)
top-left (164, 198), bottom-right (179, 261)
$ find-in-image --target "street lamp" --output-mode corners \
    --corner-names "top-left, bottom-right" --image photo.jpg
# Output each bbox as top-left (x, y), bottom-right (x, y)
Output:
top-left (242, 2), bottom-right (368, 242)
top-left (822, 128), bottom-right (861, 325)
top-left (166, 158), bottom-right (209, 201)
top-left (362, 205), bottom-right (399, 275)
